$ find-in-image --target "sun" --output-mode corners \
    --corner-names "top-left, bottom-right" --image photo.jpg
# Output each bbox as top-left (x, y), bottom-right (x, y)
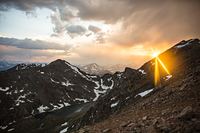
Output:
top-left (152, 52), bottom-right (159, 58)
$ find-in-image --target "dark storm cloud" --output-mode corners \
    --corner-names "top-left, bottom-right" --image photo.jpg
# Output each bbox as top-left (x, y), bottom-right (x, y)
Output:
top-left (0, 0), bottom-right (199, 45)
top-left (0, 37), bottom-right (69, 50)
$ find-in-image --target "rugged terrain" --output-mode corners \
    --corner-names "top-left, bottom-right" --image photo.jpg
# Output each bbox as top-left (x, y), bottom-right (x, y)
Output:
top-left (0, 39), bottom-right (200, 133)
top-left (74, 39), bottom-right (200, 132)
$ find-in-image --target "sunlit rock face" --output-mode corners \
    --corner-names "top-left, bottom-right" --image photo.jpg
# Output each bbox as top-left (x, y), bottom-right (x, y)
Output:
top-left (0, 39), bottom-right (200, 133)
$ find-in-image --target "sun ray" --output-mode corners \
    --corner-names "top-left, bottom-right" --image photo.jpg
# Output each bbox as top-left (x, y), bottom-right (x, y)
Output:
top-left (157, 57), bottom-right (170, 75)
top-left (154, 58), bottom-right (159, 86)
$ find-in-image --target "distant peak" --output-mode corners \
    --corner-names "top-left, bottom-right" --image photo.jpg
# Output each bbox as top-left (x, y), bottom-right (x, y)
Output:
top-left (50, 59), bottom-right (70, 65)
top-left (52, 59), bottom-right (65, 63)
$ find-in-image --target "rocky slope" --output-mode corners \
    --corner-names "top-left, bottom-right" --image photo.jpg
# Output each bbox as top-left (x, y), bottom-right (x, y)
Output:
top-left (0, 39), bottom-right (199, 133)
top-left (73, 38), bottom-right (200, 133)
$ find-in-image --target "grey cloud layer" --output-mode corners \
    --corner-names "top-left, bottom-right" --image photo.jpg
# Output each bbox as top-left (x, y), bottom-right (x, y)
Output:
top-left (0, 37), bottom-right (69, 50)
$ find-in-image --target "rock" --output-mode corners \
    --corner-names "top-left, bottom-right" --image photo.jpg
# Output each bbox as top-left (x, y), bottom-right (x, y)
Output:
top-left (101, 128), bottom-right (111, 133)
top-left (127, 122), bottom-right (135, 127)
top-left (177, 106), bottom-right (194, 121)
top-left (153, 119), bottom-right (159, 126)
top-left (78, 128), bottom-right (87, 133)
top-left (146, 125), bottom-right (157, 133)
top-left (161, 110), bottom-right (167, 115)
top-left (120, 121), bottom-right (132, 128)
top-left (142, 116), bottom-right (148, 121)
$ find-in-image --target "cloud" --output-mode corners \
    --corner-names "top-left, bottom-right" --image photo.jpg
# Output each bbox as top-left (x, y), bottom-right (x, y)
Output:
top-left (0, 42), bottom-right (70, 63)
top-left (66, 25), bottom-right (86, 37)
top-left (0, 37), bottom-right (69, 50)
top-left (0, 0), bottom-right (199, 65)
top-left (50, 9), bottom-right (65, 36)
top-left (1, 0), bottom-right (199, 45)
top-left (88, 25), bottom-right (104, 43)
top-left (88, 25), bottom-right (101, 33)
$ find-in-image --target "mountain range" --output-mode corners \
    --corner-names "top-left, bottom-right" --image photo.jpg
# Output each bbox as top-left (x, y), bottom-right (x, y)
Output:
top-left (0, 39), bottom-right (200, 133)
top-left (79, 63), bottom-right (128, 76)
top-left (0, 61), bottom-right (128, 76)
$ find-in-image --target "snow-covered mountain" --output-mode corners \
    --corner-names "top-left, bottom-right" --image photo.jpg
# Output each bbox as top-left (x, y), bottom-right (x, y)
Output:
top-left (79, 63), bottom-right (111, 76)
top-left (104, 64), bottom-right (130, 73)
top-left (0, 59), bottom-right (114, 132)
top-left (79, 63), bottom-right (130, 76)
top-left (0, 61), bottom-right (47, 72)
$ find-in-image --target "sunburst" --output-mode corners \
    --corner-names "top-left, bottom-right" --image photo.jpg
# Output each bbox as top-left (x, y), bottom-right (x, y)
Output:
top-left (152, 52), bottom-right (170, 86)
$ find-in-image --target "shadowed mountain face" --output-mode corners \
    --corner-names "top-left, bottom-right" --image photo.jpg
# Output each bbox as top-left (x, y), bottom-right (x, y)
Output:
top-left (0, 39), bottom-right (200, 133)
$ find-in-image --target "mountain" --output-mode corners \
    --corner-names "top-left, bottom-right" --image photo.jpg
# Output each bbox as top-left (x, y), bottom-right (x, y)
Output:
top-left (79, 63), bottom-right (129, 76)
top-left (0, 61), bottom-right (47, 72)
top-left (0, 59), bottom-right (114, 132)
top-left (0, 39), bottom-right (200, 133)
top-left (79, 63), bottom-right (111, 76)
top-left (75, 38), bottom-right (200, 132)
top-left (0, 61), bottom-right (16, 71)
top-left (104, 64), bottom-right (130, 73)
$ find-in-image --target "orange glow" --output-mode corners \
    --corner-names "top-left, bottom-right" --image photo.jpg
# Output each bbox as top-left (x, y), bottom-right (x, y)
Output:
top-left (157, 57), bottom-right (170, 75)
top-left (154, 56), bottom-right (170, 86)
top-left (154, 58), bottom-right (159, 86)
top-left (152, 51), bottom-right (159, 58)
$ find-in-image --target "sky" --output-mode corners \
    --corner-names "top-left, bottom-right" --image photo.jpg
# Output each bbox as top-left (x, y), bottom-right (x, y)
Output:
top-left (0, 0), bottom-right (199, 68)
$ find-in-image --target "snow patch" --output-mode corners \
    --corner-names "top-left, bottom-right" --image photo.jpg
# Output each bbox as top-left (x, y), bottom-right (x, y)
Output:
top-left (165, 75), bottom-right (172, 81)
top-left (50, 78), bottom-right (59, 84)
top-left (176, 39), bottom-right (194, 48)
top-left (37, 105), bottom-right (49, 113)
top-left (15, 94), bottom-right (27, 106)
top-left (135, 88), bottom-right (154, 97)
top-left (50, 102), bottom-right (70, 111)
top-left (8, 128), bottom-right (14, 132)
top-left (111, 101), bottom-right (119, 108)
top-left (0, 87), bottom-right (9, 92)
top-left (61, 81), bottom-right (74, 87)
top-left (93, 89), bottom-right (106, 101)
top-left (138, 69), bottom-right (146, 74)
top-left (101, 79), bottom-right (114, 90)
top-left (0, 125), bottom-right (7, 130)
top-left (75, 98), bottom-right (89, 103)
top-left (61, 122), bottom-right (68, 127)
top-left (111, 97), bottom-right (116, 101)
top-left (93, 78), bottom-right (114, 101)
top-left (60, 127), bottom-right (69, 133)
top-left (65, 62), bottom-right (91, 80)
